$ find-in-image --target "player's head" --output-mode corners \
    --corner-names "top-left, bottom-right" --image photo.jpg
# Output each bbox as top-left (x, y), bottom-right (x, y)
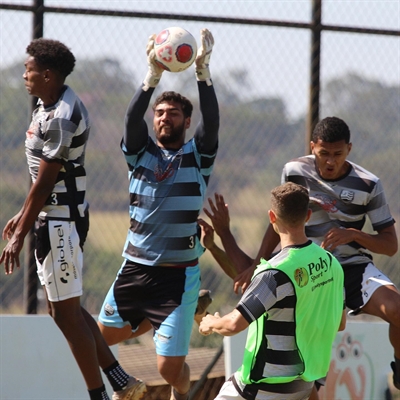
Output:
top-left (311, 116), bottom-right (352, 180)
top-left (24, 38), bottom-right (75, 100)
top-left (152, 91), bottom-right (193, 118)
top-left (270, 182), bottom-right (309, 227)
top-left (26, 38), bottom-right (76, 79)
top-left (152, 91), bottom-right (193, 149)
top-left (312, 116), bottom-right (350, 144)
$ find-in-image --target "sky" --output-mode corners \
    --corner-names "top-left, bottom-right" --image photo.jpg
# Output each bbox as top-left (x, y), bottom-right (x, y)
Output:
top-left (1, 0), bottom-right (399, 118)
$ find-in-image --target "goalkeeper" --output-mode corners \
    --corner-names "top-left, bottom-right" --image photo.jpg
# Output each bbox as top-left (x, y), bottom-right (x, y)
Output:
top-left (98, 29), bottom-right (219, 400)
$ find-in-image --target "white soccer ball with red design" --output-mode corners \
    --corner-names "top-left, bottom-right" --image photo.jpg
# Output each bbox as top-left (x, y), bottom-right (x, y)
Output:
top-left (154, 27), bottom-right (197, 73)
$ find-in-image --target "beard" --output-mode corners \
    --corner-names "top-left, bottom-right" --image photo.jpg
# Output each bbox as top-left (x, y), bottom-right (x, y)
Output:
top-left (155, 122), bottom-right (186, 147)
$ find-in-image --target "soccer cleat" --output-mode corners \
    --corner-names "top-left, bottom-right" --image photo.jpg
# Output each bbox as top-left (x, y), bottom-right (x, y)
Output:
top-left (194, 289), bottom-right (213, 325)
top-left (391, 362), bottom-right (400, 390)
top-left (112, 376), bottom-right (147, 400)
top-left (195, 289), bottom-right (213, 316)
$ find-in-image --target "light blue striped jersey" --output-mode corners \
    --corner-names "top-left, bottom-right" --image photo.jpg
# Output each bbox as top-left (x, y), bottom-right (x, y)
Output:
top-left (121, 137), bottom-right (216, 266)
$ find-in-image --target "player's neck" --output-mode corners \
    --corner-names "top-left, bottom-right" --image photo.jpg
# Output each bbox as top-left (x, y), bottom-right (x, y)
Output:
top-left (40, 85), bottom-right (66, 108)
top-left (279, 230), bottom-right (308, 249)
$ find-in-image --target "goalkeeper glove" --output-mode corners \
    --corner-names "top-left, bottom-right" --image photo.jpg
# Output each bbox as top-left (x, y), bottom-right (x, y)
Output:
top-left (195, 29), bottom-right (214, 86)
top-left (143, 34), bottom-right (164, 91)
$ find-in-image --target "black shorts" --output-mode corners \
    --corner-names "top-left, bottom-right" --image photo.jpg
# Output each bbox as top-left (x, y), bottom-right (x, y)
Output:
top-left (99, 260), bottom-right (201, 356)
top-left (343, 262), bottom-right (394, 312)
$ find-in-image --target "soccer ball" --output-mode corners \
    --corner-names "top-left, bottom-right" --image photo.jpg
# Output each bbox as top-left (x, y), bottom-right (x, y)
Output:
top-left (154, 27), bottom-right (197, 73)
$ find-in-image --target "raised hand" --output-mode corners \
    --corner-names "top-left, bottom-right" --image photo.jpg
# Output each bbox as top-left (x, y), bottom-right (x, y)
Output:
top-left (195, 28), bottom-right (214, 85)
top-left (197, 218), bottom-right (215, 251)
top-left (143, 34), bottom-right (164, 90)
top-left (233, 266), bottom-right (254, 295)
top-left (203, 193), bottom-right (230, 237)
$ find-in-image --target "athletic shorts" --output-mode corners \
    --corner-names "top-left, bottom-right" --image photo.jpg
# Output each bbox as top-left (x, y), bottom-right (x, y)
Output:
top-left (98, 260), bottom-right (201, 357)
top-left (214, 374), bottom-right (313, 400)
top-left (35, 218), bottom-right (86, 302)
top-left (344, 262), bottom-right (395, 313)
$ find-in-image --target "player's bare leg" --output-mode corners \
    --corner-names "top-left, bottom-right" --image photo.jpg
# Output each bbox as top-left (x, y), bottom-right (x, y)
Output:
top-left (48, 295), bottom-right (104, 390)
top-left (99, 289), bottom-right (213, 345)
top-left (361, 285), bottom-right (400, 389)
top-left (309, 383), bottom-right (319, 400)
top-left (157, 355), bottom-right (190, 400)
top-left (99, 319), bottom-right (195, 399)
top-left (98, 320), bottom-right (153, 346)
top-left (82, 307), bottom-right (119, 367)
top-left (89, 310), bottom-right (147, 399)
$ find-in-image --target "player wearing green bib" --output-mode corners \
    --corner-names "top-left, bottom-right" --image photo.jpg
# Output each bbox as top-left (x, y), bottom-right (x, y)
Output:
top-left (199, 183), bottom-right (345, 400)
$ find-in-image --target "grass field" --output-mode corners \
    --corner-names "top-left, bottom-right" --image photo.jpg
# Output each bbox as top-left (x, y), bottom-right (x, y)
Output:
top-left (86, 208), bottom-right (399, 293)
top-left (88, 209), bottom-right (269, 258)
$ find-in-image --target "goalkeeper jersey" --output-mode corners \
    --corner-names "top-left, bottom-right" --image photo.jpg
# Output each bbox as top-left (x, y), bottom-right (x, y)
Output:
top-left (121, 82), bottom-right (219, 266)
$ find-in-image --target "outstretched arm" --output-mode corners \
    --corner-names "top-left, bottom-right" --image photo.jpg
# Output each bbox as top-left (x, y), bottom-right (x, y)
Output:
top-left (123, 87), bottom-right (153, 153)
top-left (199, 309), bottom-right (249, 337)
top-left (204, 193), bottom-right (253, 275)
top-left (123, 34), bottom-right (165, 153)
top-left (194, 29), bottom-right (219, 154)
top-left (321, 225), bottom-right (398, 256)
top-left (198, 218), bottom-right (238, 279)
top-left (233, 223), bottom-right (280, 294)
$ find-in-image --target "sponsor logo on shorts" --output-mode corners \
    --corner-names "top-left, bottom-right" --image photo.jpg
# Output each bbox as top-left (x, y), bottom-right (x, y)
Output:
top-left (54, 223), bottom-right (78, 284)
top-left (104, 303), bottom-right (114, 316)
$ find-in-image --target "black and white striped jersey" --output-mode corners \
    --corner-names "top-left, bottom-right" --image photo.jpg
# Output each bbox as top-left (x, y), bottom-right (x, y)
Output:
top-left (25, 85), bottom-right (90, 220)
top-left (282, 155), bottom-right (395, 266)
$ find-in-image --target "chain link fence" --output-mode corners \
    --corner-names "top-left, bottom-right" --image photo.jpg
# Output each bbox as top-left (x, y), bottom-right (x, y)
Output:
top-left (1, 0), bottom-right (399, 395)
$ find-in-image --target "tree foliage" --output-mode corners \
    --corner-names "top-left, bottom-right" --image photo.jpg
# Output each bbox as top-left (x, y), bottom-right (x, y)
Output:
top-left (1, 58), bottom-right (399, 315)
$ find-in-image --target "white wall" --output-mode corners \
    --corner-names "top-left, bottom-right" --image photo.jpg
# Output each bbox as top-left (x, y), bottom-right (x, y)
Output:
top-left (224, 320), bottom-right (394, 399)
top-left (1, 316), bottom-right (394, 399)
top-left (0, 315), bottom-right (117, 400)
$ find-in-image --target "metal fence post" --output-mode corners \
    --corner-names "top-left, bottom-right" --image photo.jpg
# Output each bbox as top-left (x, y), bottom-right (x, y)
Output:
top-left (306, 0), bottom-right (322, 155)
top-left (23, 0), bottom-right (44, 315)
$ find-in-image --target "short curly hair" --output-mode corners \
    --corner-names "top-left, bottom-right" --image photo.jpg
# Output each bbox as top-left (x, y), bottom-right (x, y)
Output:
top-left (152, 91), bottom-right (193, 118)
top-left (312, 116), bottom-right (350, 144)
top-left (271, 182), bottom-right (309, 226)
top-left (26, 38), bottom-right (75, 78)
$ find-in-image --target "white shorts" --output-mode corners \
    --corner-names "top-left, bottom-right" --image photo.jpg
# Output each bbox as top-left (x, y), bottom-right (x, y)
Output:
top-left (344, 262), bottom-right (395, 314)
top-left (215, 379), bottom-right (246, 400)
top-left (215, 374), bottom-right (312, 400)
top-left (35, 219), bottom-right (83, 302)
